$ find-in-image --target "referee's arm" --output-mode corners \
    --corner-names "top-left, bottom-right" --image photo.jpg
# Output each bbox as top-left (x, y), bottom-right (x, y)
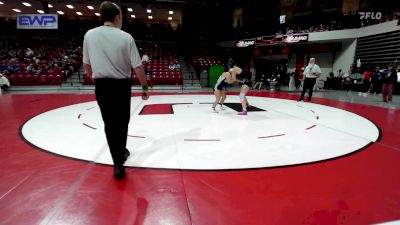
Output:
top-left (83, 36), bottom-right (94, 83)
top-left (130, 37), bottom-right (149, 99)
top-left (130, 37), bottom-right (147, 87)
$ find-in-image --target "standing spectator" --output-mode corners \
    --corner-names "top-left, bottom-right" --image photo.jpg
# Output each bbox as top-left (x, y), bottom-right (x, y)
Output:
top-left (298, 58), bottom-right (321, 102)
top-left (83, 1), bottom-right (149, 179)
top-left (370, 67), bottom-right (382, 94)
top-left (288, 72), bottom-right (295, 91)
top-left (0, 73), bottom-right (10, 91)
top-left (362, 68), bottom-right (372, 92)
top-left (382, 64), bottom-right (398, 102)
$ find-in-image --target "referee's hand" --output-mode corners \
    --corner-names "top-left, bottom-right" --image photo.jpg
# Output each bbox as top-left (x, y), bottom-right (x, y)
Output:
top-left (142, 91), bottom-right (149, 100)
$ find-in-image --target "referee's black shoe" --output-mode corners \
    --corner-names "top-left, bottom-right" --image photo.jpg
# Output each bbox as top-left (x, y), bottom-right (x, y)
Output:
top-left (114, 150), bottom-right (130, 179)
top-left (114, 165), bottom-right (126, 179)
top-left (123, 149), bottom-right (130, 164)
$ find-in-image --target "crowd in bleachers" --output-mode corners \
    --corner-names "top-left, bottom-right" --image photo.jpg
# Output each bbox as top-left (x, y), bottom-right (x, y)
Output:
top-left (320, 64), bottom-right (399, 97)
top-left (192, 56), bottom-right (222, 72)
top-left (139, 42), bottom-right (183, 86)
top-left (185, 43), bottom-right (224, 76)
top-left (83, 42), bottom-right (183, 86)
top-left (0, 38), bottom-right (82, 86)
top-left (0, 16), bottom-right (184, 88)
top-left (281, 11), bottom-right (400, 36)
top-left (0, 7), bottom-right (398, 89)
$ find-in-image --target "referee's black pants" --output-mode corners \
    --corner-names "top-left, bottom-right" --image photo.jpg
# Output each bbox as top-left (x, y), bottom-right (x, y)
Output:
top-left (95, 78), bottom-right (132, 166)
top-left (300, 77), bottom-right (317, 101)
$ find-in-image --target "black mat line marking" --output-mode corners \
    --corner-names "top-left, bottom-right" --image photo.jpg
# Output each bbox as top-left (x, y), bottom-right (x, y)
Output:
top-left (222, 103), bottom-right (266, 112)
top-left (128, 135), bottom-right (146, 138)
top-left (306, 125), bottom-right (316, 130)
top-left (258, 134), bottom-right (286, 139)
top-left (83, 123), bottom-right (97, 130)
top-left (184, 139), bottom-right (221, 142)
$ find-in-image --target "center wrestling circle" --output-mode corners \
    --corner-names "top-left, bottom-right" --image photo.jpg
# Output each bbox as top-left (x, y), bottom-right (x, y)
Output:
top-left (21, 94), bottom-right (380, 170)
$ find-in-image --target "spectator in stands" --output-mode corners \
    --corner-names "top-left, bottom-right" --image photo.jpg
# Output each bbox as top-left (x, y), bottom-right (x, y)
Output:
top-left (39, 47), bottom-right (47, 59)
top-left (52, 64), bottom-right (62, 75)
top-left (335, 69), bottom-right (344, 77)
top-left (382, 64), bottom-right (398, 102)
top-left (8, 49), bottom-right (16, 59)
top-left (11, 60), bottom-right (21, 73)
top-left (62, 56), bottom-right (73, 77)
top-left (298, 58), bottom-right (321, 102)
top-left (266, 74), bottom-right (278, 90)
top-left (286, 28), bottom-right (294, 34)
top-left (29, 62), bottom-right (40, 74)
top-left (253, 74), bottom-right (265, 90)
top-left (227, 58), bottom-right (234, 70)
top-left (25, 48), bottom-right (34, 59)
top-left (145, 65), bottom-right (152, 75)
top-left (141, 54), bottom-right (149, 63)
top-left (0, 73), bottom-right (10, 91)
top-left (0, 62), bottom-right (7, 72)
top-left (83, 1), bottom-right (149, 179)
top-left (341, 75), bottom-right (353, 91)
top-left (33, 57), bottom-right (40, 64)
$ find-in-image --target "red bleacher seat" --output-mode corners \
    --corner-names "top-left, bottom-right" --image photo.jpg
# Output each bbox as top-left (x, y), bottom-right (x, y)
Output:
top-left (46, 74), bottom-right (54, 84)
top-left (54, 74), bottom-right (62, 85)
top-left (39, 74), bottom-right (47, 84)
top-left (32, 74), bottom-right (40, 84)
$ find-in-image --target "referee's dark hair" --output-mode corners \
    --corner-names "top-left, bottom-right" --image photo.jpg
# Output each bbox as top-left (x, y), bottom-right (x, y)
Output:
top-left (100, 1), bottom-right (121, 22)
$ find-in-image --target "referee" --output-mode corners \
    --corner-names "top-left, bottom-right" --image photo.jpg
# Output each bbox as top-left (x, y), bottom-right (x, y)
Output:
top-left (83, 1), bottom-right (149, 179)
top-left (298, 58), bottom-right (321, 102)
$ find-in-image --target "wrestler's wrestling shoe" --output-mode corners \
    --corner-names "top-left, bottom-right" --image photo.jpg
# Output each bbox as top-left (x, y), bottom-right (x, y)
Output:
top-left (238, 111), bottom-right (247, 115)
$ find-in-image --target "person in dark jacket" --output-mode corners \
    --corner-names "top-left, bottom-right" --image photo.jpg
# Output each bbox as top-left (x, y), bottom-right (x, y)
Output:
top-left (370, 67), bottom-right (382, 94)
top-left (382, 64), bottom-right (398, 102)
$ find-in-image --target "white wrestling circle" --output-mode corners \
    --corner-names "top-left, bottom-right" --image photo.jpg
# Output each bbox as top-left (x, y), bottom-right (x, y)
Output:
top-left (21, 95), bottom-right (379, 170)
